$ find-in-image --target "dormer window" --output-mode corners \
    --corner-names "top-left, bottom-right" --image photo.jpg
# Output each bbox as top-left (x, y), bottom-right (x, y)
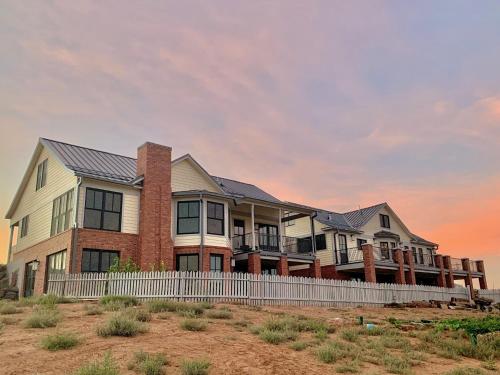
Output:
top-left (379, 214), bottom-right (390, 229)
top-left (36, 159), bottom-right (48, 190)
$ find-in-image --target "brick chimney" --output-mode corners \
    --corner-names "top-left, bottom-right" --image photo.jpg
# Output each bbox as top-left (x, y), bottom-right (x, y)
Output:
top-left (136, 142), bottom-right (173, 270)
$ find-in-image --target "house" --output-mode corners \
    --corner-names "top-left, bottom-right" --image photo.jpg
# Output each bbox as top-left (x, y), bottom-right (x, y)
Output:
top-left (284, 203), bottom-right (487, 292)
top-left (4, 139), bottom-right (319, 297)
top-left (4, 138), bottom-right (487, 297)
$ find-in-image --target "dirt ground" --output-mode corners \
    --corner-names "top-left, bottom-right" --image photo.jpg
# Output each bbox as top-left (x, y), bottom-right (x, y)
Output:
top-left (0, 301), bottom-right (498, 375)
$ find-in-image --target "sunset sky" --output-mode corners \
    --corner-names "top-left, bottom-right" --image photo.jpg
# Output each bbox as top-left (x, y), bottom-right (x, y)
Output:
top-left (0, 1), bottom-right (499, 286)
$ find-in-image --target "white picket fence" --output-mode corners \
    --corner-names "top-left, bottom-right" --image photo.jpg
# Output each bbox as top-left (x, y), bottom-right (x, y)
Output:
top-left (46, 271), bottom-right (470, 307)
top-left (478, 289), bottom-right (500, 303)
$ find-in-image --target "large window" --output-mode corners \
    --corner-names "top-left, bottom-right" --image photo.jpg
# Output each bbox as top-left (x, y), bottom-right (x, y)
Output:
top-left (84, 188), bottom-right (122, 231)
top-left (210, 254), bottom-right (223, 273)
top-left (51, 189), bottom-right (74, 236)
top-left (177, 201), bottom-right (200, 234)
top-left (315, 234), bottom-right (327, 250)
top-left (176, 254), bottom-right (199, 271)
top-left (297, 234), bottom-right (327, 253)
top-left (36, 159), bottom-right (48, 191)
top-left (81, 249), bottom-right (119, 273)
top-left (379, 214), bottom-right (390, 229)
top-left (45, 250), bottom-right (67, 292)
top-left (357, 238), bottom-right (367, 249)
top-left (207, 201), bottom-right (224, 235)
top-left (20, 216), bottom-right (29, 238)
top-left (338, 234), bottom-right (347, 250)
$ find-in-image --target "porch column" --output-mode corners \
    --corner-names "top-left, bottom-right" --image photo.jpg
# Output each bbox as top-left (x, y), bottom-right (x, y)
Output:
top-left (310, 216), bottom-right (316, 253)
top-left (403, 250), bottom-right (416, 285)
top-left (361, 244), bottom-right (377, 283)
top-left (434, 255), bottom-right (446, 287)
top-left (7, 224), bottom-right (15, 263)
top-left (393, 248), bottom-right (405, 284)
top-left (461, 258), bottom-right (474, 296)
top-left (248, 252), bottom-right (261, 274)
top-left (476, 261), bottom-right (487, 289)
top-left (277, 255), bottom-right (289, 276)
top-left (443, 255), bottom-right (455, 288)
top-left (278, 209), bottom-right (284, 253)
top-left (251, 203), bottom-right (256, 250)
top-left (309, 259), bottom-right (321, 278)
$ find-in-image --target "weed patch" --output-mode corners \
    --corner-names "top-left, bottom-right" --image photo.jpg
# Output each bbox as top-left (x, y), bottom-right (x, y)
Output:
top-left (289, 341), bottom-right (308, 351)
top-left (205, 309), bottom-right (232, 319)
top-left (73, 351), bottom-right (119, 375)
top-left (41, 332), bottom-right (79, 351)
top-left (128, 351), bottom-right (168, 375)
top-left (100, 295), bottom-right (139, 309)
top-left (24, 308), bottom-right (61, 328)
top-left (84, 304), bottom-right (103, 316)
top-left (97, 314), bottom-right (148, 337)
top-left (180, 319), bottom-right (208, 332)
top-left (181, 359), bottom-right (211, 375)
top-left (444, 367), bottom-right (486, 375)
top-left (0, 304), bottom-right (20, 315)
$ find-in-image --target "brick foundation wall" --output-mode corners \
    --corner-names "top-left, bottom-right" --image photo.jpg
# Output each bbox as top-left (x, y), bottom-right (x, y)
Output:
top-left (320, 265), bottom-right (351, 280)
top-left (248, 252), bottom-right (261, 274)
top-left (277, 256), bottom-right (289, 276)
top-left (362, 244), bottom-right (376, 283)
top-left (74, 228), bottom-right (139, 272)
top-left (10, 229), bottom-right (74, 296)
top-left (173, 246), bottom-right (232, 272)
top-left (289, 260), bottom-right (321, 278)
top-left (137, 142), bottom-right (174, 270)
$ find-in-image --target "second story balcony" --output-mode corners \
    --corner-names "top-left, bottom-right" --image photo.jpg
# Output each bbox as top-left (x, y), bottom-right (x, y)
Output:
top-left (232, 232), bottom-right (313, 257)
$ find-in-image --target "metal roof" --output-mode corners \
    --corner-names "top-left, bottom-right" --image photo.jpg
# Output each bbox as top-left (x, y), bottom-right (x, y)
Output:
top-left (315, 210), bottom-right (359, 232)
top-left (343, 202), bottom-right (387, 228)
top-left (212, 176), bottom-right (281, 203)
top-left (41, 138), bottom-right (137, 184)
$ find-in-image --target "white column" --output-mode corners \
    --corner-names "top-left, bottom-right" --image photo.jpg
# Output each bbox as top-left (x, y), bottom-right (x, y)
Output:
top-left (278, 209), bottom-right (283, 253)
top-left (7, 225), bottom-right (14, 262)
top-left (251, 204), bottom-right (256, 250)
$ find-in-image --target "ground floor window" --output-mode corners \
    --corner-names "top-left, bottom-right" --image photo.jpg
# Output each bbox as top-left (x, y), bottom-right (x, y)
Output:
top-left (210, 254), bottom-right (223, 273)
top-left (45, 250), bottom-right (67, 291)
top-left (82, 249), bottom-right (119, 273)
top-left (176, 254), bottom-right (199, 272)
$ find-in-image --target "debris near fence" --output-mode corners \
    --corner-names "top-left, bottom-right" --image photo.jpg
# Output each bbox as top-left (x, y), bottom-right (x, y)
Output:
top-left (0, 265), bottom-right (18, 300)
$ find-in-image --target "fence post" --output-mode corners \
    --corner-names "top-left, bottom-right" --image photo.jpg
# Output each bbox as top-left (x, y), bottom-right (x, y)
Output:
top-left (62, 274), bottom-right (67, 297)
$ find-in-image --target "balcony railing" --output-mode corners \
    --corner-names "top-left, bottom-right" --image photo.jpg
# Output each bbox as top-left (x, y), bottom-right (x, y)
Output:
top-left (415, 253), bottom-right (435, 267)
top-left (231, 232), bottom-right (311, 255)
top-left (373, 246), bottom-right (394, 262)
top-left (450, 257), bottom-right (463, 271)
top-left (336, 247), bottom-right (364, 265)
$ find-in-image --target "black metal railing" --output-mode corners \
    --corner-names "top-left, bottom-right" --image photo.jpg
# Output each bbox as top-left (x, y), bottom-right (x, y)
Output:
top-left (335, 247), bottom-right (364, 265)
top-left (231, 232), bottom-right (311, 255)
top-left (373, 246), bottom-right (394, 262)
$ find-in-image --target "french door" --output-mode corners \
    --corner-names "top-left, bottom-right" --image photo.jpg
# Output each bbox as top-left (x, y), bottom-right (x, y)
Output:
top-left (24, 262), bottom-right (37, 297)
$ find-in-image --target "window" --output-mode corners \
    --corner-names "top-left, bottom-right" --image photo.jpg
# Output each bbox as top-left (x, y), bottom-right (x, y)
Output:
top-left (338, 234), bottom-right (347, 250)
top-left (379, 214), bottom-right (390, 229)
top-left (418, 248), bottom-right (424, 264)
top-left (81, 249), bottom-right (119, 273)
top-left (283, 211), bottom-right (295, 227)
top-left (20, 216), bottom-right (29, 238)
top-left (176, 254), bottom-right (199, 271)
top-left (380, 241), bottom-right (390, 260)
top-left (357, 239), bottom-right (367, 249)
top-left (210, 254), bottom-right (223, 272)
top-left (84, 188), bottom-right (122, 231)
top-left (51, 189), bottom-right (74, 236)
top-left (207, 201), bottom-right (224, 235)
top-left (390, 242), bottom-right (397, 248)
top-left (315, 234), bottom-right (327, 251)
top-left (45, 250), bottom-right (67, 292)
top-left (36, 159), bottom-right (48, 190)
top-left (411, 247), bottom-right (417, 263)
top-left (177, 201), bottom-right (200, 234)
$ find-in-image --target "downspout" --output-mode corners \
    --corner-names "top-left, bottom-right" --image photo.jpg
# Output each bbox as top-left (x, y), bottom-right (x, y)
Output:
top-left (70, 177), bottom-right (82, 273)
top-left (310, 212), bottom-right (318, 254)
top-left (199, 193), bottom-right (204, 272)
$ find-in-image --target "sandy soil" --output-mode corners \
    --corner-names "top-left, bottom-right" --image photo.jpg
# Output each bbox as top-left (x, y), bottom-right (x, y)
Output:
top-left (0, 302), bottom-right (497, 375)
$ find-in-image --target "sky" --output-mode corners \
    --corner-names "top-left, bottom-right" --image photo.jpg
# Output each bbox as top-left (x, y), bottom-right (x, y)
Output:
top-left (0, 1), bottom-right (499, 287)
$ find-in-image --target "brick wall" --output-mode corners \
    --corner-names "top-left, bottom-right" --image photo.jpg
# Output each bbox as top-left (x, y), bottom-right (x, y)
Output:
top-left (320, 265), bottom-right (351, 280)
top-left (74, 228), bottom-right (139, 272)
top-left (174, 246), bottom-right (232, 272)
top-left (137, 142), bottom-right (174, 270)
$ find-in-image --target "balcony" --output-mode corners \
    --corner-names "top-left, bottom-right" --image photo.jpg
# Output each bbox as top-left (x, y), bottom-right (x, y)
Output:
top-left (232, 232), bottom-right (313, 256)
top-left (450, 257), bottom-right (463, 271)
top-left (414, 253), bottom-right (435, 267)
top-left (335, 247), bottom-right (364, 265)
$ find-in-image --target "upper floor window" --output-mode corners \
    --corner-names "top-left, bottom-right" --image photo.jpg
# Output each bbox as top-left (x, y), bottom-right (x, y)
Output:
top-left (177, 201), bottom-right (200, 234)
top-left (36, 159), bottom-right (48, 191)
top-left (315, 234), bottom-right (327, 250)
top-left (84, 188), bottom-right (122, 232)
top-left (207, 201), bottom-right (224, 235)
top-left (379, 214), bottom-right (390, 228)
top-left (20, 216), bottom-right (29, 238)
top-left (51, 189), bottom-right (74, 236)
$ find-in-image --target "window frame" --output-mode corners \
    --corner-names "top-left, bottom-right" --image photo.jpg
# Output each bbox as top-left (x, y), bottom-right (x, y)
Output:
top-left (176, 200), bottom-right (200, 235)
top-left (45, 250), bottom-right (67, 292)
top-left (338, 234), bottom-right (348, 250)
top-left (206, 201), bottom-right (225, 236)
top-left (36, 159), bottom-right (48, 191)
top-left (83, 188), bottom-right (123, 232)
top-left (51, 189), bottom-right (74, 236)
top-left (315, 233), bottom-right (327, 251)
top-left (176, 254), bottom-right (200, 272)
top-left (210, 254), bottom-right (224, 273)
top-left (379, 214), bottom-right (391, 229)
top-left (81, 249), bottom-right (120, 273)
top-left (20, 216), bottom-right (29, 238)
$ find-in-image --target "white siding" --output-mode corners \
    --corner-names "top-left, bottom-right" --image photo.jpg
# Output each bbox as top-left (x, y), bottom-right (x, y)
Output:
top-left (77, 179), bottom-right (140, 234)
top-left (10, 147), bottom-right (77, 253)
top-left (171, 159), bottom-right (219, 193)
top-left (172, 197), bottom-right (231, 248)
top-left (360, 207), bottom-right (413, 246)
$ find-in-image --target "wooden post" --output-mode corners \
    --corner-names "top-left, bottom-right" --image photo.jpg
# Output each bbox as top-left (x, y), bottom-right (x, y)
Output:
top-left (251, 204), bottom-right (256, 250)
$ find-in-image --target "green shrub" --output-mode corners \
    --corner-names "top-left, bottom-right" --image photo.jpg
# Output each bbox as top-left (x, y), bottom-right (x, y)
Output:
top-left (341, 329), bottom-right (360, 342)
top-left (181, 359), bottom-right (211, 375)
top-left (147, 300), bottom-right (205, 316)
top-left (180, 319), bottom-right (208, 332)
top-left (0, 304), bottom-right (21, 315)
top-left (289, 341), bottom-right (308, 351)
top-left (198, 301), bottom-right (214, 310)
top-left (336, 361), bottom-right (360, 373)
top-left (97, 314), bottom-right (148, 337)
top-left (383, 354), bottom-right (411, 374)
top-left (205, 309), bottom-right (232, 320)
top-left (84, 304), bottom-right (103, 316)
top-left (100, 295), bottom-right (139, 309)
top-left (123, 308), bottom-right (152, 322)
top-left (128, 351), bottom-right (168, 375)
top-left (259, 329), bottom-right (298, 344)
top-left (444, 368), bottom-right (486, 375)
top-left (436, 316), bottom-right (500, 336)
top-left (37, 294), bottom-right (74, 306)
top-left (24, 308), bottom-right (61, 328)
top-left (316, 345), bottom-right (340, 364)
top-left (41, 332), bottom-right (79, 351)
top-left (73, 351), bottom-right (119, 375)
top-left (108, 257), bottom-right (141, 273)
